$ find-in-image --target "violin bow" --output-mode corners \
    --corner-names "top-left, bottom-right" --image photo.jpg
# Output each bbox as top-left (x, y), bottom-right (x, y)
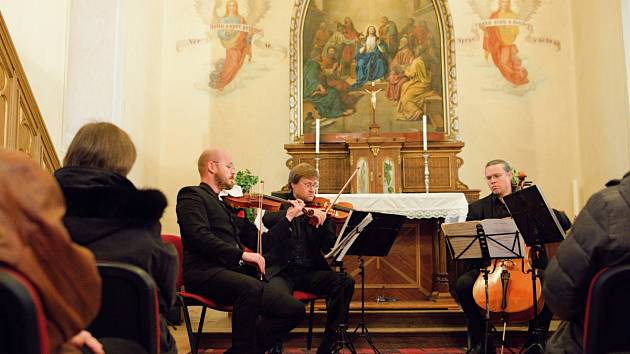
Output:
top-left (257, 180), bottom-right (264, 280)
top-left (325, 167), bottom-right (360, 214)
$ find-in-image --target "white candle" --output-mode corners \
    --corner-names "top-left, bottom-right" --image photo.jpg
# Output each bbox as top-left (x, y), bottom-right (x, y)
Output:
top-left (571, 179), bottom-right (580, 216)
top-left (422, 114), bottom-right (428, 151)
top-left (315, 118), bottom-right (320, 154)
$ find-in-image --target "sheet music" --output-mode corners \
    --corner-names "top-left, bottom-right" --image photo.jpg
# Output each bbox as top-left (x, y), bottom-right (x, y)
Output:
top-left (333, 210), bottom-right (354, 250)
top-left (481, 219), bottom-right (525, 258)
top-left (447, 236), bottom-right (482, 258)
top-left (325, 213), bottom-right (373, 260)
top-left (442, 218), bottom-right (525, 259)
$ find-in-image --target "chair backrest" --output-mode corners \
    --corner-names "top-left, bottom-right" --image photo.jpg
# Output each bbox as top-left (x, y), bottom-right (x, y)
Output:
top-left (161, 234), bottom-right (184, 289)
top-left (583, 264), bottom-right (630, 354)
top-left (87, 262), bottom-right (159, 354)
top-left (0, 268), bottom-right (49, 354)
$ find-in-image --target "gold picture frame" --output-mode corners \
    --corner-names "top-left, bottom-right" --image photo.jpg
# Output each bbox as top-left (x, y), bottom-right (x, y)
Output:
top-left (288, 0), bottom-right (460, 143)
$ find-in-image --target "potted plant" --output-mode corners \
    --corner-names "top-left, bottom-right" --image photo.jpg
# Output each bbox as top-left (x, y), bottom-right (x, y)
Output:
top-left (235, 169), bottom-right (259, 221)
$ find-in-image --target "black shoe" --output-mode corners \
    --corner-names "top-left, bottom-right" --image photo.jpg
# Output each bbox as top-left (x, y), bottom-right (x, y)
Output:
top-left (267, 340), bottom-right (283, 354)
top-left (316, 330), bottom-right (336, 354)
top-left (466, 340), bottom-right (496, 354)
top-left (520, 341), bottom-right (544, 354)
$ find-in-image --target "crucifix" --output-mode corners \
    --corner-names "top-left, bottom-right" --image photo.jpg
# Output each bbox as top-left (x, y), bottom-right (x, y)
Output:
top-left (364, 81), bottom-right (383, 136)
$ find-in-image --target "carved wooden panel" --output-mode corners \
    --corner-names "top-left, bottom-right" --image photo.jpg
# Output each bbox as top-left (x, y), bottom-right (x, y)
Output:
top-left (0, 12), bottom-right (59, 171)
top-left (286, 140), bottom-right (479, 198)
top-left (284, 143), bottom-right (350, 193)
top-left (0, 55), bottom-right (10, 148)
top-left (16, 86), bottom-right (41, 162)
top-left (347, 138), bottom-right (403, 194)
top-left (341, 219), bottom-right (439, 302)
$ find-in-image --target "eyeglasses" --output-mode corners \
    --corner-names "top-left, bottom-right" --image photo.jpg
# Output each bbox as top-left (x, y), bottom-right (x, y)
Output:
top-left (300, 181), bottom-right (319, 190)
top-left (212, 161), bottom-right (235, 170)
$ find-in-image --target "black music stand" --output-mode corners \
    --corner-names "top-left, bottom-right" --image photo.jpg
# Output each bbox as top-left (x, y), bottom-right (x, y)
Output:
top-left (329, 210), bottom-right (406, 354)
top-left (443, 219), bottom-right (525, 354)
top-left (504, 186), bottom-right (566, 354)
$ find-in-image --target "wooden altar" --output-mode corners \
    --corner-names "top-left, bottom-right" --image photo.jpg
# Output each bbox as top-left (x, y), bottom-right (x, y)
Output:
top-left (285, 141), bottom-right (479, 306)
top-left (285, 139), bottom-right (479, 202)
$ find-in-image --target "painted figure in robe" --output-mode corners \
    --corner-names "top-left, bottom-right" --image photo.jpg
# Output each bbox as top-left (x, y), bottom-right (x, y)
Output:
top-left (210, 0), bottom-right (253, 91)
top-left (482, 0), bottom-right (529, 86)
top-left (351, 25), bottom-right (388, 90)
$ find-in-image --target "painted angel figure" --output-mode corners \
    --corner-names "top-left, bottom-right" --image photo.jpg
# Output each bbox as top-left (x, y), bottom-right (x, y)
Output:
top-left (190, 0), bottom-right (270, 91)
top-left (470, 0), bottom-right (541, 86)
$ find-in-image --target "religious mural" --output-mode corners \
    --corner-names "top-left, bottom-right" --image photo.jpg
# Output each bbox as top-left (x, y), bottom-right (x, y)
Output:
top-left (177, 0), bottom-right (286, 94)
top-left (460, 0), bottom-right (561, 94)
top-left (298, 0), bottom-right (447, 138)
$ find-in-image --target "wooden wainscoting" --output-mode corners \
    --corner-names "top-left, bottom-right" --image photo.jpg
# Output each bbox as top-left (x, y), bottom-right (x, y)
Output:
top-left (0, 12), bottom-right (59, 171)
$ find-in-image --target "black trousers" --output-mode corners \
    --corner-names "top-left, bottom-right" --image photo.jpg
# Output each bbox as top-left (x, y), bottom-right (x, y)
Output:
top-left (268, 266), bottom-right (355, 348)
top-left (454, 268), bottom-right (553, 346)
top-left (193, 267), bottom-right (306, 354)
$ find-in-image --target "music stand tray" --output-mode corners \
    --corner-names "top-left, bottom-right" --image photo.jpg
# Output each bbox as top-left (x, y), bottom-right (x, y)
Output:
top-left (328, 210), bottom-right (406, 354)
top-left (503, 185), bottom-right (566, 246)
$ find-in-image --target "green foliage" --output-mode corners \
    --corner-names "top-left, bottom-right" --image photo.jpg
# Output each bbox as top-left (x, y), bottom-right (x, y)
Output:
top-left (235, 169), bottom-right (259, 193)
top-left (235, 169), bottom-right (259, 222)
top-left (511, 168), bottom-right (520, 187)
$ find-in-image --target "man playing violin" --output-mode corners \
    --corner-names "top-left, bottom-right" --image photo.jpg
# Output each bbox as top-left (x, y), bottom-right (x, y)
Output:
top-left (455, 159), bottom-right (570, 354)
top-left (176, 148), bottom-right (306, 354)
top-left (262, 163), bottom-right (355, 354)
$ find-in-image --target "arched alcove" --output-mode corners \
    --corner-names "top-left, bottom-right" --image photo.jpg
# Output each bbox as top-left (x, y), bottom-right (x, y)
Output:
top-left (288, 0), bottom-right (459, 142)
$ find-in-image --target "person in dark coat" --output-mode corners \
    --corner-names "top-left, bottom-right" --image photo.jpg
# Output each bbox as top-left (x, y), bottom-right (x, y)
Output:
top-left (543, 171), bottom-right (630, 354)
top-left (455, 159), bottom-right (570, 354)
top-left (176, 148), bottom-right (306, 354)
top-left (54, 122), bottom-right (178, 354)
top-left (262, 163), bottom-right (355, 354)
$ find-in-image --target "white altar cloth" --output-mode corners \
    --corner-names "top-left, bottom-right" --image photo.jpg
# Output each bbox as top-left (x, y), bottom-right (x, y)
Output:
top-left (318, 193), bottom-right (468, 222)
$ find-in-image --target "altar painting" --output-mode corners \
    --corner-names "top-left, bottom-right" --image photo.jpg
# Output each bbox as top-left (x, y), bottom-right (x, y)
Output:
top-left (289, 0), bottom-right (458, 142)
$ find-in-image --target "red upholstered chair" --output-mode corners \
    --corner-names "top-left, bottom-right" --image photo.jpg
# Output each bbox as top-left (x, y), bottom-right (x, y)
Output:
top-left (583, 265), bottom-right (630, 354)
top-left (161, 234), bottom-right (233, 354)
top-left (292, 290), bottom-right (325, 350)
top-left (163, 233), bottom-right (326, 351)
top-left (239, 244), bottom-right (325, 350)
top-left (0, 267), bottom-right (49, 354)
top-left (88, 262), bottom-right (160, 354)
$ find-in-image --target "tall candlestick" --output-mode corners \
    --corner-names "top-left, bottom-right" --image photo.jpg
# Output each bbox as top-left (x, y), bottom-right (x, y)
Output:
top-left (571, 179), bottom-right (580, 216)
top-left (422, 114), bottom-right (428, 151)
top-left (315, 118), bottom-right (320, 154)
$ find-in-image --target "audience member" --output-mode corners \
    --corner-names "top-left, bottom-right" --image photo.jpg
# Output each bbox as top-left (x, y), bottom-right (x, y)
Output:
top-left (544, 171), bottom-right (630, 353)
top-left (0, 149), bottom-right (103, 354)
top-left (54, 122), bottom-right (178, 354)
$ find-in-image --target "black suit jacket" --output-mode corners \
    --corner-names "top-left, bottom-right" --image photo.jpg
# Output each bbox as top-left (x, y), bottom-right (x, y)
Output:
top-left (176, 183), bottom-right (292, 291)
top-left (262, 195), bottom-right (336, 279)
top-left (467, 193), bottom-right (511, 221)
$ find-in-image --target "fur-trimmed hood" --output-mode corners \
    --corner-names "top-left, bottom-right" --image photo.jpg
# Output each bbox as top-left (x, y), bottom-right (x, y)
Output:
top-left (55, 166), bottom-right (168, 244)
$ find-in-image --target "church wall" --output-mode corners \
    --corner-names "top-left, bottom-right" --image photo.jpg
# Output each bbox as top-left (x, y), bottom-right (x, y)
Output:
top-left (571, 0), bottom-right (630, 200)
top-left (3, 1), bottom-right (629, 234)
top-left (452, 0), bottom-right (581, 217)
top-left (156, 0), bottom-right (295, 233)
top-left (0, 0), bottom-right (71, 154)
top-left (119, 0), bottom-right (164, 188)
top-left (155, 0), bottom-right (587, 233)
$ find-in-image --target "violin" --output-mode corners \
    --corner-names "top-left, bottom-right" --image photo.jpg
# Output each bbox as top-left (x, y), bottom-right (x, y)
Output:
top-left (471, 171), bottom-right (544, 323)
top-left (307, 196), bottom-right (353, 222)
top-left (223, 193), bottom-right (351, 225)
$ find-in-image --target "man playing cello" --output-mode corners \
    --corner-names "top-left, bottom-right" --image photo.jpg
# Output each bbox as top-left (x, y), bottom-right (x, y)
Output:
top-left (454, 159), bottom-right (571, 354)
